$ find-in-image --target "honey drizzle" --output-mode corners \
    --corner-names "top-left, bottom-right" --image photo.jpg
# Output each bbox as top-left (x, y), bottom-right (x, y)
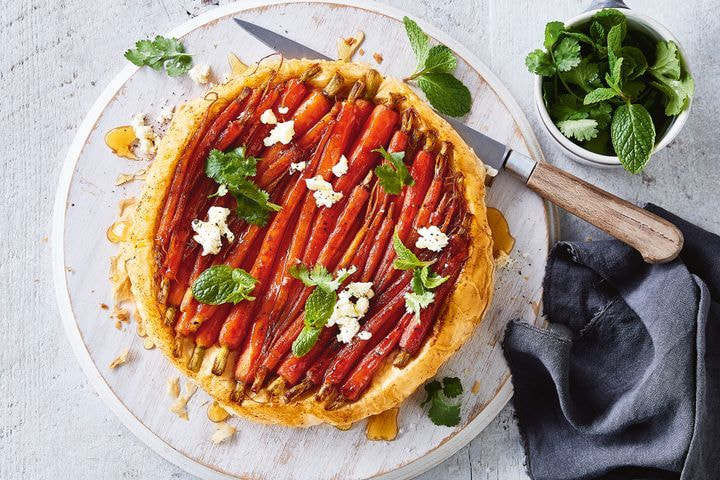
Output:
top-left (486, 208), bottom-right (515, 259)
top-left (366, 407), bottom-right (399, 441)
top-left (105, 126), bottom-right (137, 159)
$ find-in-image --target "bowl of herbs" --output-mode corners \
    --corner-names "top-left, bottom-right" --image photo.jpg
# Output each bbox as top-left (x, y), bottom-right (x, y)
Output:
top-left (527, 6), bottom-right (694, 173)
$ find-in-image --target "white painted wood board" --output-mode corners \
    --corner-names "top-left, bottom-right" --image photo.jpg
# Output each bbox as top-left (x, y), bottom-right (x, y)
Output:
top-left (51, 1), bottom-right (554, 479)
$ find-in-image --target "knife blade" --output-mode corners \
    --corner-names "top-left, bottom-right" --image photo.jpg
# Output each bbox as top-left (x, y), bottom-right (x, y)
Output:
top-left (232, 18), bottom-right (684, 264)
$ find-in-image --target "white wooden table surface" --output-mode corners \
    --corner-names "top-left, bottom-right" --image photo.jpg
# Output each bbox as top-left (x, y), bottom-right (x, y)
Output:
top-left (2, 0), bottom-right (718, 479)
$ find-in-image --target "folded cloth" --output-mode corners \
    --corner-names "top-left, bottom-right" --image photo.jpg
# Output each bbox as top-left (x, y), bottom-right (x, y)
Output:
top-left (503, 204), bottom-right (719, 480)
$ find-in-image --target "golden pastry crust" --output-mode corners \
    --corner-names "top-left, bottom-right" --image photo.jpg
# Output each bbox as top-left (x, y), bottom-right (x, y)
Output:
top-left (127, 59), bottom-right (494, 427)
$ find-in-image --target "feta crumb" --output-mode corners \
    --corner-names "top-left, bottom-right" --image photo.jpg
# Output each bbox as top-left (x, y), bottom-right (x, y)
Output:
top-left (260, 108), bottom-right (278, 125)
top-left (211, 422), bottom-right (237, 444)
top-left (289, 161), bottom-right (306, 175)
top-left (415, 225), bottom-right (449, 252)
top-left (327, 282), bottom-right (374, 343)
top-left (278, 106), bottom-right (289, 114)
top-left (130, 113), bottom-right (157, 157)
top-left (332, 154), bottom-right (349, 177)
top-left (157, 106), bottom-right (175, 124)
top-left (305, 175), bottom-right (343, 208)
top-left (188, 63), bottom-right (212, 85)
top-left (263, 120), bottom-right (295, 146)
top-left (215, 184), bottom-right (228, 197)
top-left (191, 206), bottom-right (235, 256)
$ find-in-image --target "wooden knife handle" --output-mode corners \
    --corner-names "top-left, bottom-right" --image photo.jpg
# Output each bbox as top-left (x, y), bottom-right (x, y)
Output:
top-left (526, 162), bottom-right (684, 264)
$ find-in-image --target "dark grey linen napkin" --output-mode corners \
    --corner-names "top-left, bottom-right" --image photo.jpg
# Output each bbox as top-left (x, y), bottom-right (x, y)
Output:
top-left (503, 204), bottom-right (719, 480)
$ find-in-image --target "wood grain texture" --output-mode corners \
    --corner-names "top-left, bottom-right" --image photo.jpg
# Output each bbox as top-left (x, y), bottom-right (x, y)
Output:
top-left (527, 162), bottom-right (684, 263)
top-left (2, 0), bottom-right (719, 479)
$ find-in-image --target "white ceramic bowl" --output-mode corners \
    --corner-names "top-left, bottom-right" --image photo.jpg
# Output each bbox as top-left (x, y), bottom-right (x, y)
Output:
top-left (533, 6), bottom-right (693, 168)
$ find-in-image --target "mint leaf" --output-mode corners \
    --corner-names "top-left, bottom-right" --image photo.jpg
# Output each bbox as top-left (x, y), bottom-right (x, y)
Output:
top-left (304, 287), bottom-right (336, 329)
top-left (525, 49), bottom-right (556, 76)
top-left (557, 119), bottom-right (599, 141)
top-left (584, 87), bottom-right (617, 104)
top-left (611, 103), bottom-right (656, 174)
top-left (593, 8), bottom-right (627, 41)
top-left (191, 265), bottom-right (257, 305)
top-left (206, 147), bottom-right (280, 226)
top-left (406, 265), bottom-right (447, 320)
top-left (648, 41), bottom-right (694, 116)
top-left (422, 377), bottom-right (463, 427)
top-left (373, 147), bottom-right (414, 195)
top-left (650, 41), bottom-right (682, 79)
top-left (416, 266), bottom-right (448, 290)
top-left (417, 73), bottom-right (472, 117)
top-left (553, 38), bottom-right (581, 72)
top-left (620, 46), bottom-right (648, 80)
top-left (403, 16), bottom-right (431, 66)
top-left (423, 45), bottom-right (458, 74)
top-left (606, 24), bottom-right (623, 79)
top-left (544, 21), bottom-right (566, 50)
top-left (124, 36), bottom-right (193, 77)
top-left (392, 230), bottom-right (434, 271)
top-left (292, 326), bottom-right (322, 357)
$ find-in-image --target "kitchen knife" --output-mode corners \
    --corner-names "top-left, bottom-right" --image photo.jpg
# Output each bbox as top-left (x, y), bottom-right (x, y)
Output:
top-left (233, 18), bottom-right (683, 264)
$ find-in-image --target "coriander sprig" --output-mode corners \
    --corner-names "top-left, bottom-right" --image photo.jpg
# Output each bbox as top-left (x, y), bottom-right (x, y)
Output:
top-left (402, 17), bottom-right (472, 117)
top-left (125, 36), bottom-right (193, 77)
top-left (526, 8), bottom-right (694, 173)
top-left (422, 377), bottom-right (463, 426)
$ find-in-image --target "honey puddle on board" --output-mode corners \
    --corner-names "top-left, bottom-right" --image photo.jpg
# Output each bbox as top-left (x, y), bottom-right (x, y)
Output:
top-left (105, 126), bottom-right (138, 159)
top-left (486, 208), bottom-right (515, 259)
top-left (366, 407), bottom-right (399, 441)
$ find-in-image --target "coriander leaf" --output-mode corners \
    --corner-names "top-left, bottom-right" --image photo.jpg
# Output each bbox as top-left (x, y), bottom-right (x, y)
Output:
top-left (593, 8), bottom-right (627, 41)
top-left (583, 129), bottom-right (613, 155)
top-left (422, 45), bottom-right (458, 74)
top-left (124, 35), bottom-right (193, 77)
top-left (563, 31), bottom-right (595, 47)
top-left (525, 49), bottom-right (556, 77)
top-left (553, 37), bottom-right (582, 72)
top-left (549, 94), bottom-right (588, 122)
top-left (205, 147), bottom-right (279, 226)
top-left (584, 87), bottom-right (617, 104)
top-left (191, 265), bottom-right (257, 305)
top-left (289, 263), bottom-right (338, 291)
top-left (442, 377), bottom-right (463, 398)
top-left (611, 103), bottom-right (656, 174)
top-left (423, 377), bottom-right (463, 427)
top-left (292, 325), bottom-right (322, 357)
top-left (560, 58), bottom-right (601, 93)
top-left (650, 41), bottom-right (681, 79)
top-left (403, 16), bottom-right (431, 66)
top-left (373, 146), bottom-right (414, 195)
top-left (544, 21), bottom-right (566, 50)
top-left (416, 73), bottom-right (472, 117)
top-left (405, 290), bottom-right (435, 319)
top-left (392, 230), bottom-right (434, 270)
top-left (557, 119), bottom-right (599, 142)
top-left (622, 79), bottom-right (646, 100)
top-left (650, 76), bottom-right (694, 116)
top-left (587, 101), bottom-right (613, 130)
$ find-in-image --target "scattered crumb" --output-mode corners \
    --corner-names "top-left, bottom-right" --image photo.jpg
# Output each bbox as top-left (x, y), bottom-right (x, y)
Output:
top-left (530, 301), bottom-right (541, 316)
top-left (112, 305), bottom-right (130, 323)
top-left (167, 376), bottom-right (180, 399)
top-left (41, 236), bottom-right (48, 243)
top-left (372, 52), bottom-right (383, 64)
top-left (114, 320), bottom-right (122, 329)
top-left (495, 251), bottom-right (516, 270)
top-left (65, 266), bottom-right (74, 273)
top-left (337, 31), bottom-right (365, 62)
top-left (157, 106), bottom-right (175, 124)
top-left (211, 422), bottom-right (237, 444)
top-left (115, 168), bottom-right (147, 186)
top-left (170, 381), bottom-right (198, 421)
top-left (471, 380), bottom-right (481, 394)
top-left (143, 337), bottom-right (155, 350)
top-left (109, 348), bottom-right (130, 369)
top-left (585, 236), bottom-right (593, 242)
top-left (107, 197), bottom-right (137, 244)
top-left (521, 252), bottom-right (530, 259)
top-left (358, 48), bottom-right (365, 56)
top-left (100, 303), bottom-right (109, 310)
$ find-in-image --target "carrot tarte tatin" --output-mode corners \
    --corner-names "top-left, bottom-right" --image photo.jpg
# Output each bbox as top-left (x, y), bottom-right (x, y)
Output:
top-left (127, 59), bottom-right (494, 427)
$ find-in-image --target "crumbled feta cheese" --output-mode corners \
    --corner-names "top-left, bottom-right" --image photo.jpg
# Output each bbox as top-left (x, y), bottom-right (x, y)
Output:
top-left (289, 161), bottom-right (306, 175)
top-left (191, 206), bottom-right (235, 256)
top-left (332, 154), bottom-right (349, 177)
top-left (130, 113), bottom-right (157, 157)
top-left (415, 225), bottom-right (449, 252)
top-left (305, 175), bottom-right (343, 208)
top-left (188, 63), bottom-right (212, 85)
top-left (157, 106), bottom-right (175, 124)
top-left (278, 106), bottom-right (289, 114)
top-left (215, 184), bottom-right (228, 197)
top-left (260, 108), bottom-right (278, 125)
top-left (263, 120), bottom-right (295, 146)
top-left (327, 282), bottom-right (374, 343)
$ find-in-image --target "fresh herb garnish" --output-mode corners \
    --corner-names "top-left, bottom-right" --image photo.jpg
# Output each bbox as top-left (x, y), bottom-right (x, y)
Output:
top-left (124, 36), bottom-right (193, 77)
top-left (422, 377), bottom-right (463, 426)
top-left (289, 264), bottom-right (355, 356)
top-left (205, 147), bottom-right (281, 226)
top-left (373, 146), bottom-right (414, 195)
top-left (402, 17), bottom-right (472, 117)
top-left (191, 265), bottom-right (257, 305)
top-left (526, 8), bottom-right (694, 173)
top-left (391, 231), bottom-right (447, 320)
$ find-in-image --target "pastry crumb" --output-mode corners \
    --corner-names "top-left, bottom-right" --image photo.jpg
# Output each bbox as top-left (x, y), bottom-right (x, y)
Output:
top-left (143, 337), bottom-right (155, 350)
top-left (495, 251), bottom-right (516, 270)
top-left (170, 381), bottom-right (198, 421)
top-left (115, 168), bottom-right (147, 186)
top-left (337, 31), bottom-right (365, 62)
top-left (109, 348), bottom-right (130, 369)
top-left (211, 422), bottom-right (237, 444)
top-left (167, 376), bottom-right (180, 399)
top-left (372, 52), bottom-right (383, 64)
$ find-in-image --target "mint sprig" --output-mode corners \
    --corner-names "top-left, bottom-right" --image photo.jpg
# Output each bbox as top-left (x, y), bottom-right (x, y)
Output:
top-left (206, 147), bottom-right (281, 226)
top-left (526, 8), bottom-right (694, 173)
top-left (422, 377), bottom-right (463, 426)
top-left (124, 36), bottom-right (193, 77)
top-left (373, 146), bottom-right (414, 195)
top-left (191, 265), bottom-right (257, 305)
top-left (402, 17), bottom-right (472, 117)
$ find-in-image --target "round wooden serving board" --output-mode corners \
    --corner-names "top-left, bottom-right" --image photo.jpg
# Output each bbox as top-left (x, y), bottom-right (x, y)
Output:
top-left (52, 1), bottom-right (555, 478)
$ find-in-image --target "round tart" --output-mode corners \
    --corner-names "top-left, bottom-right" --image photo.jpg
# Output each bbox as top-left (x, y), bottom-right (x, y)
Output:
top-left (128, 59), bottom-right (494, 427)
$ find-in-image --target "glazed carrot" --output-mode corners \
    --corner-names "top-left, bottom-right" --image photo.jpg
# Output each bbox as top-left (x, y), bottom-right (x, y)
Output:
top-left (187, 305), bottom-right (231, 372)
top-left (277, 327), bottom-right (336, 386)
top-left (360, 205), bottom-right (396, 281)
top-left (213, 81), bottom-right (275, 152)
